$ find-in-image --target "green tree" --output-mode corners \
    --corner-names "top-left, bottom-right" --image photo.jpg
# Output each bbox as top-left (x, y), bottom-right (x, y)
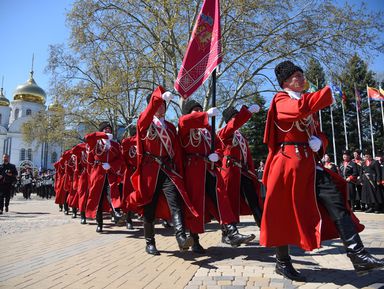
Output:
top-left (241, 95), bottom-right (268, 162)
top-left (305, 58), bottom-right (326, 88)
top-left (23, 0), bottom-right (384, 149)
top-left (338, 54), bottom-right (383, 155)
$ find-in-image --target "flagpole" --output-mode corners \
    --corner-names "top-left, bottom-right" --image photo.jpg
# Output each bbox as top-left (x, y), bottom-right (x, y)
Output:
top-left (354, 83), bottom-right (362, 151)
top-left (381, 100), bottom-right (384, 135)
top-left (330, 104), bottom-right (337, 164)
top-left (367, 85), bottom-right (375, 158)
top-left (317, 78), bottom-right (323, 131)
top-left (340, 84), bottom-right (348, 150)
top-left (211, 69), bottom-right (216, 152)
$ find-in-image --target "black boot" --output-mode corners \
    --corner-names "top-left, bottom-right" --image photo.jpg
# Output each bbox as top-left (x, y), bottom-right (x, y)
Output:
top-left (191, 233), bottom-right (206, 254)
top-left (172, 212), bottom-right (193, 251)
top-left (335, 215), bottom-right (384, 276)
top-left (72, 208), bottom-right (77, 218)
top-left (126, 211), bottom-right (134, 230)
top-left (144, 222), bottom-right (160, 255)
top-left (275, 246), bottom-right (306, 282)
top-left (221, 224), bottom-right (255, 247)
top-left (111, 209), bottom-right (122, 224)
top-left (64, 203), bottom-right (69, 215)
top-left (162, 219), bottom-right (173, 228)
top-left (80, 211), bottom-right (87, 224)
top-left (59, 204), bottom-right (63, 212)
top-left (96, 210), bottom-right (103, 233)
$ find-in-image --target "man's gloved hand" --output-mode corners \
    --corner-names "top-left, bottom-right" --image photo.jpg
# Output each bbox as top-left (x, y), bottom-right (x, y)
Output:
top-left (207, 107), bottom-right (219, 117)
top-left (248, 104), bottom-right (260, 113)
top-left (309, 136), bottom-right (322, 152)
top-left (102, 163), bottom-right (111, 170)
top-left (161, 91), bottom-right (174, 102)
top-left (208, 153), bottom-right (219, 163)
top-left (106, 133), bottom-right (113, 140)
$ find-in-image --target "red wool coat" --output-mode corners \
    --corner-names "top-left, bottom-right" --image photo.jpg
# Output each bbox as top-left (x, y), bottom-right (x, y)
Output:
top-left (130, 86), bottom-right (198, 220)
top-left (121, 135), bottom-right (137, 212)
top-left (261, 87), bottom-right (364, 251)
top-left (54, 150), bottom-right (71, 205)
top-left (66, 149), bottom-right (78, 208)
top-left (70, 143), bottom-right (89, 212)
top-left (217, 106), bottom-right (262, 223)
top-left (178, 111), bottom-right (236, 233)
top-left (54, 158), bottom-right (65, 205)
top-left (85, 132), bottom-right (123, 219)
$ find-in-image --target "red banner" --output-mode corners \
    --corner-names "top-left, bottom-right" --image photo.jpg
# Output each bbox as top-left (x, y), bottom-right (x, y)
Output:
top-left (367, 86), bottom-right (384, 101)
top-left (174, 0), bottom-right (222, 99)
top-left (354, 87), bottom-right (361, 111)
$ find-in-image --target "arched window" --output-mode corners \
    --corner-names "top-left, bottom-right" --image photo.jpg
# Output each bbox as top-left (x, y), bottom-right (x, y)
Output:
top-left (20, 148), bottom-right (26, 161)
top-left (51, 151), bottom-right (57, 163)
top-left (15, 108), bottom-right (19, 120)
top-left (26, 109), bottom-right (32, 116)
top-left (27, 149), bottom-right (32, 161)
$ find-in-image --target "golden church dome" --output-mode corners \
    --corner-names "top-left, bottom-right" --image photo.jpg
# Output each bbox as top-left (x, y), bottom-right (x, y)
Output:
top-left (13, 71), bottom-right (46, 104)
top-left (0, 87), bottom-right (10, 107)
top-left (48, 99), bottom-right (63, 111)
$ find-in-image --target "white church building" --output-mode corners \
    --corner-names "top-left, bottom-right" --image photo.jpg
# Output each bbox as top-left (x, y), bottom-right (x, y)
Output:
top-left (0, 70), bottom-right (62, 172)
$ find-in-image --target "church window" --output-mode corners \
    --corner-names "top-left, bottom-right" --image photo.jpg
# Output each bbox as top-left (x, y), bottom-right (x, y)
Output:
top-left (20, 148), bottom-right (26, 161)
top-left (26, 109), bottom-right (32, 116)
top-left (15, 109), bottom-right (20, 120)
top-left (51, 152), bottom-right (57, 163)
top-left (27, 149), bottom-right (32, 161)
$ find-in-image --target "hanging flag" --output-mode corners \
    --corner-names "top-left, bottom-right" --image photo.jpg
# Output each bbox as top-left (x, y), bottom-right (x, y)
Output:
top-left (367, 86), bottom-right (384, 101)
top-left (379, 86), bottom-right (384, 97)
top-left (329, 82), bottom-right (343, 99)
top-left (307, 81), bottom-right (317, 93)
top-left (341, 91), bottom-right (347, 106)
top-left (354, 87), bottom-right (362, 111)
top-left (174, 0), bottom-right (222, 99)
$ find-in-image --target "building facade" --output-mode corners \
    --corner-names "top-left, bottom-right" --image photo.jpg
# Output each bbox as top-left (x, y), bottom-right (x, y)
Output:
top-left (0, 70), bottom-right (61, 172)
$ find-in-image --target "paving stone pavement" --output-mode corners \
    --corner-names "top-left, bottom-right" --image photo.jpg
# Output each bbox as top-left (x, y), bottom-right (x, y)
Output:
top-left (0, 193), bottom-right (383, 289)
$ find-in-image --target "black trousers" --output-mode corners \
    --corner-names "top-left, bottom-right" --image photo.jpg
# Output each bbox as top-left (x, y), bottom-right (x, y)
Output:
top-left (143, 169), bottom-right (182, 223)
top-left (240, 175), bottom-right (263, 217)
top-left (205, 171), bottom-right (218, 205)
top-left (96, 175), bottom-right (112, 223)
top-left (0, 186), bottom-right (11, 210)
top-left (316, 169), bottom-right (349, 221)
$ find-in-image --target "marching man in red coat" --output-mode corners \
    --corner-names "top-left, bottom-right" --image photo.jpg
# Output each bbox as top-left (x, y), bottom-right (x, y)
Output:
top-left (178, 100), bottom-right (255, 253)
top-left (217, 105), bottom-right (264, 241)
top-left (66, 148), bottom-right (78, 218)
top-left (71, 143), bottom-right (89, 224)
top-left (262, 60), bottom-right (384, 281)
top-left (84, 122), bottom-right (123, 233)
top-left (130, 86), bottom-right (198, 255)
top-left (54, 150), bottom-right (71, 214)
top-left (121, 125), bottom-right (138, 230)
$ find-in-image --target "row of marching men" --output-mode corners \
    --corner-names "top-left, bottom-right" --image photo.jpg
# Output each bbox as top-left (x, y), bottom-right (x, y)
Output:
top-left (54, 86), bottom-right (264, 255)
top-left (323, 149), bottom-right (384, 214)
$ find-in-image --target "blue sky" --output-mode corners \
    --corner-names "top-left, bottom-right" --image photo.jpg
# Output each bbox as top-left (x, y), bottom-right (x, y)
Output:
top-left (0, 0), bottom-right (383, 106)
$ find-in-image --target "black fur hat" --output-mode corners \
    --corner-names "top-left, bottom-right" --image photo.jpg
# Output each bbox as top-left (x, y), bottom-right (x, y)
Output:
top-left (275, 60), bottom-right (303, 88)
top-left (222, 106), bottom-right (239, 123)
top-left (99, 121), bottom-right (112, 132)
top-left (182, 100), bottom-right (203, 115)
top-left (342, 150), bottom-right (351, 156)
top-left (354, 148), bottom-right (362, 155)
top-left (128, 125), bottom-right (137, 137)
